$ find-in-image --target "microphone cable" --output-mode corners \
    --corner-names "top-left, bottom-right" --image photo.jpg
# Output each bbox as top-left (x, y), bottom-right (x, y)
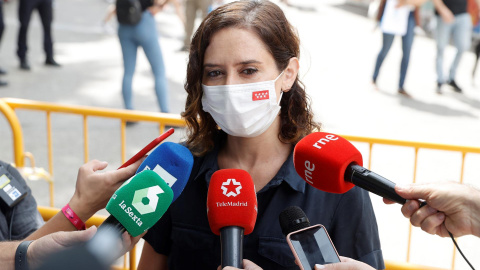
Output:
top-left (448, 231), bottom-right (475, 270)
top-left (419, 201), bottom-right (474, 269)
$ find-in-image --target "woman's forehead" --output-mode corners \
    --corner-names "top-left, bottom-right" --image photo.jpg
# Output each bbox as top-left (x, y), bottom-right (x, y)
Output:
top-left (203, 27), bottom-right (273, 65)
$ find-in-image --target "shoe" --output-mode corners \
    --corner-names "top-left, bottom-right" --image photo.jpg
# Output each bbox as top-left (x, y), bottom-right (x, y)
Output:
top-left (126, 121), bottom-right (137, 127)
top-left (0, 67), bottom-right (7, 75)
top-left (447, 80), bottom-right (462, 93)
top-left (436, 82), bottom-right (442, 94)
top-left (398, 88), bottom-right (412, 98)
top-left (45, 58), bottom-right (61, 67)
top-left (20, 59), bottom-right (31, 70)
top-left (0, 80), bottom-right (7, 87)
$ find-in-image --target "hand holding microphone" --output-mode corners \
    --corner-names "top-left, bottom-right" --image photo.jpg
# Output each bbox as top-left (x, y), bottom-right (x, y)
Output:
top-left (207, 169), bottom-right (258, 268)
top-left (293, 132), bottom-right (477, 269)
top-left (68, 159), bottom-right (143, 224)
top-left (387, 182), bottom-right (480, 238)
top-left (98, 142), bottom-right (194, 237)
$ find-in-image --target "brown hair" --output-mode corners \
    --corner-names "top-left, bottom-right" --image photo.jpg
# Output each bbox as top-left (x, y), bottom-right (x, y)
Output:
top-left (181, 0), bottom-right (321, 156)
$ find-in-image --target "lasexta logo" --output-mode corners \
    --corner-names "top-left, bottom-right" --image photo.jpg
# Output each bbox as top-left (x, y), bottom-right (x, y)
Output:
top-left (132, 185), bottom-right (163, 214)
top-left (221, 178), bottom-right (242, 197)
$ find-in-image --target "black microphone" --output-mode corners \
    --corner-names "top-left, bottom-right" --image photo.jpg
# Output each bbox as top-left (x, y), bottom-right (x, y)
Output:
top-left (35, 225), bottom-right (121, 270)
top-left (206, 169), bottom-right (258, 268)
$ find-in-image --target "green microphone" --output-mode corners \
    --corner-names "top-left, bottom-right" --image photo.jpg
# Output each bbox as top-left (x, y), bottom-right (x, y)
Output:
top-left (101, 170), bottom-right (173, 237)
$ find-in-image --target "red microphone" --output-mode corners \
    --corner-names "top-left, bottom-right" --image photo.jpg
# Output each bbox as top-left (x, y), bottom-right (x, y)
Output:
top-left (207, 169), bottom-right (258, 268)
top-left (293, 132), bottom-right (406, 204)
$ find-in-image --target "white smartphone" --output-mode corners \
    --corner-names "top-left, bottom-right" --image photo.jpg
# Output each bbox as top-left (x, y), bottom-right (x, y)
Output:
top-left (286, 224), bottom-right (341, 270)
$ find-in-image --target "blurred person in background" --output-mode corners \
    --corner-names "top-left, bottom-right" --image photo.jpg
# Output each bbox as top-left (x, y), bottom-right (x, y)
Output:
top-left (434, 0), bottom-right (480, 94)
top-left (106, 0), bottom-right (184, 114)
top-left (17, 0), bottom-right (60, 70)
top-left (372, 0), bottom-right (422, 98)
top-left (0, 0), bottom-right (7, 86)
top-left (181, 0), bottom-right (213, 51)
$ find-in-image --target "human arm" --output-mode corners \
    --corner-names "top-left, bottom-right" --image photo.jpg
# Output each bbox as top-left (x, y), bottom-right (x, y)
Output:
top-left (432, 0), bottom-right (454, 23)
top-left (384, 182), bottom-right (480, 238)
top-left (1, 226), bottom-right (96, 270)
top-left (137, 241), bottom-right (169, 270)
top-left (103, 4), bottom-right (116, 23)
top-left (315, 256), bottom-right (375, 270)
top-left (170, 0), bottom-right (186, 28)
top-left (397, 0), bottom-right (429, 7)
top-left (25, 158), bottom-right (143, 240)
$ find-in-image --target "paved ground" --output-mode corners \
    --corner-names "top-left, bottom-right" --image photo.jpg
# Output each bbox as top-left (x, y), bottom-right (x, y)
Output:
top-left (0, 0), bottom-right (479, 268)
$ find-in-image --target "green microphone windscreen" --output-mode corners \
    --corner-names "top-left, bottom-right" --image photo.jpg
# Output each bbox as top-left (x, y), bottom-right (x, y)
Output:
top-left (106, 170), bottom-right (173, 237)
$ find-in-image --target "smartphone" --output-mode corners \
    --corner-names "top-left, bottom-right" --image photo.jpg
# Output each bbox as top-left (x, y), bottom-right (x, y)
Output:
top-left (286, 224), bottom-right (340, 270)
top-left (117, 128), bottom-right (174, 169)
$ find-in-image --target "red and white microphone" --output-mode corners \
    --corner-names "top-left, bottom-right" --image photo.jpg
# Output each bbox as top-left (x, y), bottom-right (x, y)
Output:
top-left (207, 169), bottom-right (258, 268)
top-left (293, 132), bottom-right (406, 204)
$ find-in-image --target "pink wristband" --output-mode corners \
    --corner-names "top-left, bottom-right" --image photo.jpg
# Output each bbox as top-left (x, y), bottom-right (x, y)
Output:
top-left (61, 204), bottom-right (86, 230)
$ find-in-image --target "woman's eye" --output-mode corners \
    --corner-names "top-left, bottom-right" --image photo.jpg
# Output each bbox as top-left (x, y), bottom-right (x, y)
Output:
top-left (242, 68), bottom-right (258, 75)
top-left (206, 70), bottom-right (222, 77)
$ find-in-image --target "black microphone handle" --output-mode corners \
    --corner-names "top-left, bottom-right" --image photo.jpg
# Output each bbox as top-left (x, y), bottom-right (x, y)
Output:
top-left (98, 215), bottom-right (127, 235)
top-left (346, 164), bottom-right (407, 205)
top-left (220, 226), bottom-right (244, 268)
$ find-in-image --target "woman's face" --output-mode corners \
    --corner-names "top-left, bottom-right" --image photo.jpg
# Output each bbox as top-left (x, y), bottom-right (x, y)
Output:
top-left (202, 27), bottom-right (284, 101)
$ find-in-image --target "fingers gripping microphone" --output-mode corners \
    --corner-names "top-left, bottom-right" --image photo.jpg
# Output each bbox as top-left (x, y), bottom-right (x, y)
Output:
top-left (293, 132), bottom-right (406, 204)
top-left (136, 142), bottom-right (194, 203)
top-left (101, 170), bottom-right (173, 237)
top-left (207, 169), bottom-right (258, 268)
top-left (100, 142), bottom-right (194, 237)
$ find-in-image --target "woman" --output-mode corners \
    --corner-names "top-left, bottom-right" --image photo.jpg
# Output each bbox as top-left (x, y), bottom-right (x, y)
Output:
top-left (372, 0), bottom-right (421, 97)
top-left (139, 1), bottom-right (384, 269)
top-left (117, 0), bottom-right (182, 113)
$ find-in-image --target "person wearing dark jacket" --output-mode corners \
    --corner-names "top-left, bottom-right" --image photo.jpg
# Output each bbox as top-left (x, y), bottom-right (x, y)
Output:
top-left (17, 0), bottom-right (60, 70)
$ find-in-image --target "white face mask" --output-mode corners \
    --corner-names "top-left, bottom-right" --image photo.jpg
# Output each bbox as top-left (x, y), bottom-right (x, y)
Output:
top-left (202, 72), bottom-right (284, 138)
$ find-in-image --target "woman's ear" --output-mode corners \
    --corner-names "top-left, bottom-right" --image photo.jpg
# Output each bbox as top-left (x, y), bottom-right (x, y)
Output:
top-left (282, 57), bottom-right (299, 92)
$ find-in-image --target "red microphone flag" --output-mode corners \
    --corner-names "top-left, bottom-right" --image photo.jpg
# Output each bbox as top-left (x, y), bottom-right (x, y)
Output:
top-left (293, 132), bottom-right (363, 194)
top-left (207, 169), bottom-right (258, 235)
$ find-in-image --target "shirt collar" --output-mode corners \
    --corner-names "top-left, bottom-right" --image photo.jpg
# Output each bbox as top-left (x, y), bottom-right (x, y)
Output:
top-left (194, 136), bottom-right (306, 194)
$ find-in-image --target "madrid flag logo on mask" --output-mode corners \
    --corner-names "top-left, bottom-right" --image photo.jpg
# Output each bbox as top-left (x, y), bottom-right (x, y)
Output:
top-left (252, 90), bottom-right (269, 101)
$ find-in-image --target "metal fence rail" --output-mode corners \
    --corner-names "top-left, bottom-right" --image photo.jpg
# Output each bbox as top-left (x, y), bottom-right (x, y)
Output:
top-left (1, 98), bottom-right (479, 270)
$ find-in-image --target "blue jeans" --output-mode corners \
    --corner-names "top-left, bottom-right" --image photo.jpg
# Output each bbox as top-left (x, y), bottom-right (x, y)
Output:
top-left (118, 11), bottom-right (169, 112)
top-left (373, 11), bottom-right (415, 89)
top-left (435, 13), bottom-right (472, 84)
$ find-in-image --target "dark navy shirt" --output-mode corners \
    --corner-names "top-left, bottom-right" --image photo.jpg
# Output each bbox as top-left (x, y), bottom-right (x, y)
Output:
top-left (144, 134), bottom-right (385, 270)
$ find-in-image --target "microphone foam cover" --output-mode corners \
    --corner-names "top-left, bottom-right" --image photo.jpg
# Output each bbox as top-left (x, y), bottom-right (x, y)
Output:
top-left (207, 169), bottom-right (257, 235)
top-left (279, 206), bottom-right (311, 236)
top-left (293, 132), bottom-right (363, 194)
top-left (106, 170), bottom-right (173, 237)
top-left (136, 142), bottom-right (194, 202)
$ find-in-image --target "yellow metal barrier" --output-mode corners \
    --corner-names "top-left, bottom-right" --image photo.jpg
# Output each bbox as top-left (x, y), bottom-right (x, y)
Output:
top-left (0, 98), bottom-right (186, 270)
top-left (1, 98), bottom-right (479, 270)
